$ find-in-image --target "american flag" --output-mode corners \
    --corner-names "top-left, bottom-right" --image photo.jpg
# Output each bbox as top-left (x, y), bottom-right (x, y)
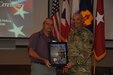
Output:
top-left (51, 0), bottom-right (60, 41)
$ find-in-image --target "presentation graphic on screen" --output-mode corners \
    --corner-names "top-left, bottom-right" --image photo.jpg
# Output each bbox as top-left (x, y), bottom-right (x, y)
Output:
top-left (0, 0), bottom-right (33, 38)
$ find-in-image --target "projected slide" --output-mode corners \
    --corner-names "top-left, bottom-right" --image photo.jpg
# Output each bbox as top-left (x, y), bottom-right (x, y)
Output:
top-left (0, 0), bottom-right (33, 38)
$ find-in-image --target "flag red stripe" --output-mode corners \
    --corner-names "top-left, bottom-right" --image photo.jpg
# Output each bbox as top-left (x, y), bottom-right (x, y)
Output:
top-left (54, 14), bottom-right (60, 31)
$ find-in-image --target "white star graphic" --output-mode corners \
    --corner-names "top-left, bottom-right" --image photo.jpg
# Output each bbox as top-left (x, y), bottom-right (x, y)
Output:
top-left (14, 4), bottom-right (29, 19)
top-left (96, 12), bottom-right (104, 25)
top-left (11, 0), bottom-right (25, 5)
top-left (8, 23), bottom-right (25, 37)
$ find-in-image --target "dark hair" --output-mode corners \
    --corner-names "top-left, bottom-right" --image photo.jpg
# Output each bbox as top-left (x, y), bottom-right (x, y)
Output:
top-left (43, 18), bottom-right (53, 25)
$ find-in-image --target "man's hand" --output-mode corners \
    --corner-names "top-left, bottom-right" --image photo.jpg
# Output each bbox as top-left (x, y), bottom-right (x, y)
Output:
top-left (43, 59), bottom-right (51, 68)
top-left (63, 62), bottom-right (73, 73)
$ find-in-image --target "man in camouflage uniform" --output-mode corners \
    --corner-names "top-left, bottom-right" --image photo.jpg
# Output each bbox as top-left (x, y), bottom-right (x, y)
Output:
top-left (64, 13), bottom-right (94, 75)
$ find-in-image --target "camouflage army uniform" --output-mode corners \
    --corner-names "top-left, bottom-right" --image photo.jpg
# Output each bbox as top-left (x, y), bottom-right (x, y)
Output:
top-left (67, 27), bottom-right (94, 75)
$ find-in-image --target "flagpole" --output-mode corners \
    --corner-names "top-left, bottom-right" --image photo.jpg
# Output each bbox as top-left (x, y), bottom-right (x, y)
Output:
top-left (93, 57), bottom-right (96, 75)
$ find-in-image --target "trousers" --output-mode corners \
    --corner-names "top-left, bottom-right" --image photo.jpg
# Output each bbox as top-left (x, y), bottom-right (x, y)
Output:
top-left (31, 62), bottom-right (56, 75)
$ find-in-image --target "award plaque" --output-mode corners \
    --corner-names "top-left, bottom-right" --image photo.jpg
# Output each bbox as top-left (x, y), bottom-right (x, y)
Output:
top-left (48, 42), bottom-right (68, 66)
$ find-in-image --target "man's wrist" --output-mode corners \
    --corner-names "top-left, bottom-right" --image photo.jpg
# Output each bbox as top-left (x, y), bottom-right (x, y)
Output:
top-left (41, 58), bottom-right (47, 62)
